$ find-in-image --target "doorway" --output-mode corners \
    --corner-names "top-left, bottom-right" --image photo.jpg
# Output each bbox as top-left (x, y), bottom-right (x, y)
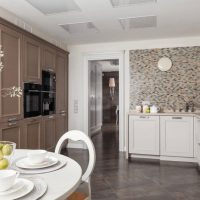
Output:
top-left (84, 52), bottom-right (125, 152)
top-left (89, 60), bottom-right (119, 139)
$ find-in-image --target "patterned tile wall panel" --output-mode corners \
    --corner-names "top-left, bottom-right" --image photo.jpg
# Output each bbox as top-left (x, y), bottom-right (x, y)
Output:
top-left (129, 47), bottom-right (200, 111)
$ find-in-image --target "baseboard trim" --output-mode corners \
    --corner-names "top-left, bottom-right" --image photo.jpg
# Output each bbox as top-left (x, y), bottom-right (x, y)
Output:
top-left (130, 154), bottom-right (197, 163)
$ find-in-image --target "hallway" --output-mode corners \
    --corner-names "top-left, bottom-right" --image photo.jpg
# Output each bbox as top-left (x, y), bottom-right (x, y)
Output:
top-left (66, 128), bottom-right (200, 200)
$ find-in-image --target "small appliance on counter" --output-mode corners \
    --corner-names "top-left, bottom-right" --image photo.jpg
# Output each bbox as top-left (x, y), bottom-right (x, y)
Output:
top-left (24, 83), bottom-right (42, 118)
top-left (41, 70), bottom-right (56, 116)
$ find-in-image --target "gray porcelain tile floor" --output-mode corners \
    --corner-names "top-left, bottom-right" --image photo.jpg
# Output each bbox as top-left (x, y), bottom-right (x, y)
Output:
top-left (64, 125), bottom-right (200, 200)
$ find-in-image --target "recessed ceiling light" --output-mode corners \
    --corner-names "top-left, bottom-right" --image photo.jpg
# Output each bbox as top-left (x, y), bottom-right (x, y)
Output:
top-left (119, 16), bottom-right (157, 30)
top-left (26, 0), bottom-right (81, 15)
top-left (110, 0), bottom-right (157, 7)
top-left (59, 22), bottom-right (99, 35)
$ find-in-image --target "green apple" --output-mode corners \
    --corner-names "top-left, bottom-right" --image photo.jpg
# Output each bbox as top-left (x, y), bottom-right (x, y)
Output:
top-left (0, 151), bottom-right (3, 160)
top-left (0, 143), bottom-right (4, 150)
top-left (2, 144), bottom-right (13, 156)
top-left (0, 158), bottom-right (9, 169)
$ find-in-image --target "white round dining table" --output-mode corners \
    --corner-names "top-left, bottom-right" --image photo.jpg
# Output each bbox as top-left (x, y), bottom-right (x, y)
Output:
top-left (13, 149), bottom-right (82, 200)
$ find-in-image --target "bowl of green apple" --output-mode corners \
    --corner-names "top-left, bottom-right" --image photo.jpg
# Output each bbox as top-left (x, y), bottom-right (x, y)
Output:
top-left (0, 141), bottom-right (16, 170)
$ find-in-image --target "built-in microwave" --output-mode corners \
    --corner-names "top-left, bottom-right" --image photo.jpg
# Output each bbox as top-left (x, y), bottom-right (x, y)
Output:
top-left (24, 83), bottom-right (41, 118)
top-left (42, 70), bottom-right (56, 92)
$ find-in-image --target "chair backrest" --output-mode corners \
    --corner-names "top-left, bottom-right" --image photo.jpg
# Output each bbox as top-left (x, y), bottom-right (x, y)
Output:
top-left (55, 130), bottom-right (96, 182)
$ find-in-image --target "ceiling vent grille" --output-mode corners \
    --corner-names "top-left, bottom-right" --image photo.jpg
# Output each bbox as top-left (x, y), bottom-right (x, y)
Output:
top-left (26, 0), bottom-right (81, 15)
top-left (60, 22), bottom-right (98, 34)
top-left (119, 16), bottom-right (157, 30)
top-left (110, 0), bottom-right (157, 7)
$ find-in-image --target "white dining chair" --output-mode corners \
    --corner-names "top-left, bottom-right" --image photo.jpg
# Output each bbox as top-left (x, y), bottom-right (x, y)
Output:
top-left (55, 130), bottom-right (96, 200)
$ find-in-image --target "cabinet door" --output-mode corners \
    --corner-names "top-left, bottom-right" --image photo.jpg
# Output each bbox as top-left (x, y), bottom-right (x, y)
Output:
top-left (23, 36), bottom-right (41, 83)
top-left (56, 113), bottom-right (67, 143)
top-left (43, 45), bottom-right (56, 71)
top-left (194, 117), bottom-right (200, 163)
top-left (160, 116), bottom-right (194, 157)
top-left (0, 121), bottom-right (24, 148)
top-left (23, 118), bottom-right (43, 149)
top-left (0, 25), bottom-right (22, 122)
top-left (129, 116), bottom-right (160, 155)
top-left (56, 51), bottom-right (67, 114)
top-left (43, 115), bottom-right (56, 151)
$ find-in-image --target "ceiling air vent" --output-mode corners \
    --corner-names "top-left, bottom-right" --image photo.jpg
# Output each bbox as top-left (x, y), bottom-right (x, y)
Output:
top-left (26, 0), bottom-right (81, 15)
top-left (119, 16), bottom-right (157, 30)
top-left (110, 0), bottom-right (156, 7)
top-left (60, 22), bottom-right (98, 34)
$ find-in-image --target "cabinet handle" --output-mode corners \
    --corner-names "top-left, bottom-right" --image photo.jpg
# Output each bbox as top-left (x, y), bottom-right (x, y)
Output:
top-left (47, 68), bottom-right (54, 72)
top-left (8, 122), bottom-right (17, 126)
top-left (172, 117), bottom-right (182, 119)
top-left (30, 118), bottom-right (38, 122)
top-left (8, 118), bottom-right (17, 122)
top-left (60, 110), bottom-right (66, 114)
top-left (139, 116), bottom-right (149, 119)
top-left (48, 115), bottom-right (54, 119)
top-left (61, 113), bottom-right (66, 117)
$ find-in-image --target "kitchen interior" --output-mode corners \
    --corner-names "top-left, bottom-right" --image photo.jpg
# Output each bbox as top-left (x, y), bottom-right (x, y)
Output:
top-left (1, 0), bottom-right (200, 199)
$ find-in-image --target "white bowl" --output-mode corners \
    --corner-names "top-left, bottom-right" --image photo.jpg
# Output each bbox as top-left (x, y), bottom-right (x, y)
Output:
top-left (0, 170), bottom-right (19, 192)
top-left (27, 150), bottom-right (47, 164)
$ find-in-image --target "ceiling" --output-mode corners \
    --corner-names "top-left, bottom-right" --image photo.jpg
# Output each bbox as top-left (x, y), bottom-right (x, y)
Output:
top-left (0, 0), bottom-right (200, 45)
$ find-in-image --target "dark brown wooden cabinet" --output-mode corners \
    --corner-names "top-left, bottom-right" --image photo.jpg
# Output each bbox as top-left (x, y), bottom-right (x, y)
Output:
top-left (0, 18), bottom-right (68, 150)
top-left (0, 24), bottom-right (23, 123)
top-left (0, 120), bottom-right (24, 148)
top-left (23, 117), bottom-right (43, 149)
top-left (23, 36), bottom-right (42, 83)
top-left (56, 113), bottom-right (67, 143)
top-left (43, 45), bottom-right (56, 72)
top-left (56, 51), bottom-right (68, 114)
top-left (43, 115), bottom-right (56, 151)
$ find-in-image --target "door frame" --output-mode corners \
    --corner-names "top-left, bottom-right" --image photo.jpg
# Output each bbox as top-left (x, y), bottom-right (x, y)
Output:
top-left (83, 51), bottom-right (125, 151)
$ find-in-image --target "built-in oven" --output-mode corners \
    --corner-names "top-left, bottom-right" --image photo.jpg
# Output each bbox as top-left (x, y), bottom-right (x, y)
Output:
top-left (42, 70), bottom-right (56, 92)
top-left (24, 83), bottom-right (41, 118)
top-left (41, 91), bottom-right (56, 116)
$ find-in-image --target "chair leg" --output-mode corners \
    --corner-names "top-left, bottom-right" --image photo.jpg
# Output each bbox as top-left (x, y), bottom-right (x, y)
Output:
top-left (88, 179), bottom-right (92, 200)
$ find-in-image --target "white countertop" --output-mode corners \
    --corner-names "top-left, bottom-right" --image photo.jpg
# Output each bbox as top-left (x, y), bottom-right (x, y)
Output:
top-left (129, 111), bottom-right (200, 118)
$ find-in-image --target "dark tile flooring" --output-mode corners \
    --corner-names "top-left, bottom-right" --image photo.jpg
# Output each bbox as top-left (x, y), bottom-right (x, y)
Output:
top-left (65, 125), bottom-right (200, 200)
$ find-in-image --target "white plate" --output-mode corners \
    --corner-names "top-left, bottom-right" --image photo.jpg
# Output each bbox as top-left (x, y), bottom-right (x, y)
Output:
top-left (0, 179), bottom-right (24, 196)
top-left (16, 156), bottom-right (58, 169)
top-left (0, 178), bottom-right (34, 200)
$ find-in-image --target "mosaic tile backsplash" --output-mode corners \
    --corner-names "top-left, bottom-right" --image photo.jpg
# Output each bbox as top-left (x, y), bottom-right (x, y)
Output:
top-left (129, 46), bottom-right (200, 111)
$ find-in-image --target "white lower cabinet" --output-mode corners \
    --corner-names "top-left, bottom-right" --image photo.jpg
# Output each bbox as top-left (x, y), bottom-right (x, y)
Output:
top-left (129, 116), bottom-right (160, 155)
top-left (194, 117), bottom-right (200, 164)
top-left (160, 116), bottom-right (194, 158)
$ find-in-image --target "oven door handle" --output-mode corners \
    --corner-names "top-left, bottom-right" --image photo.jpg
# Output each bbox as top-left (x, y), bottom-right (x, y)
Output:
top-left (27, 90), bottom-right (41, 93)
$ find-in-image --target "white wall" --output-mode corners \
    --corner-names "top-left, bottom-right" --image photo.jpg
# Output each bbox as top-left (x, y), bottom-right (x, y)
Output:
top-left (68, 36), bottom-right (200, 151)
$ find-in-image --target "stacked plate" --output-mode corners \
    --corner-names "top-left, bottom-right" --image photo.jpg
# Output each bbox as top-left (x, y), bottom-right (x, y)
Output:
top-left (0, 178), bottom-right (34, 200)
top-left (16, 156), bottom-right (58, 169)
